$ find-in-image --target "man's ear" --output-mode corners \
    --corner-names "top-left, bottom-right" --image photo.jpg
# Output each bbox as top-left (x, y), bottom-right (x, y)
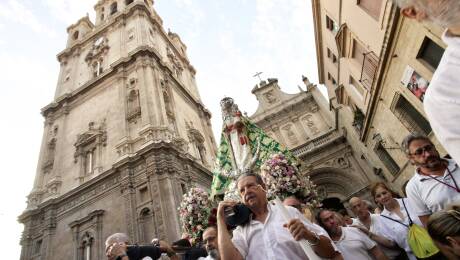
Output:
top-left (401, 6), bottom-right (427, 21)
top-left (447, 236), bottom-right (459, 247)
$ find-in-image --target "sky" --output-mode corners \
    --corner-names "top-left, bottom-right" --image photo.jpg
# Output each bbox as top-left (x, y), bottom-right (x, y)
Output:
top-left (0, 0), bottom-right (322, 258)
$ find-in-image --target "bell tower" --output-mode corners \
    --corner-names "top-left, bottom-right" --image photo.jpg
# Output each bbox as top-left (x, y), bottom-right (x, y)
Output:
top-left (19, 1), bottom-right (217, 259)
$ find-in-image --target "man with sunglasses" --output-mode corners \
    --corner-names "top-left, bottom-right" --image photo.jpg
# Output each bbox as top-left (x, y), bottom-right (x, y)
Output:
top-left (216, 172), bottom-right (341, 260)
top-left (402, 133), bottom-right (460, 226)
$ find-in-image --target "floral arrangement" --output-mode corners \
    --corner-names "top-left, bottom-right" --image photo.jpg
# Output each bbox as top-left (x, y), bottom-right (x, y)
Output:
top-left (260, 153), bottom-right (321, 208)
top-left (178, 187), bottom-right (211, 245)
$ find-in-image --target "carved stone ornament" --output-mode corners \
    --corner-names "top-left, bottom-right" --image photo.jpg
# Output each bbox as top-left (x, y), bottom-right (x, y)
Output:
top-left (85, 36), bottom-right (109, 63)
top-left (74, 120), bottom-right (107, 163)
top-left (264, 90), bottom-right (278, 104)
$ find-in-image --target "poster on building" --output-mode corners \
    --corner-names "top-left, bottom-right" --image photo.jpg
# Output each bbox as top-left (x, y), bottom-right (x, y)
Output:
top-left (401, 65), bottom-right (430, 102)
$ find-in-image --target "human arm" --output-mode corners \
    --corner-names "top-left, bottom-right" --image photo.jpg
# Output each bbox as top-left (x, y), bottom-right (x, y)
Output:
top-left (369, 246), bottom-right (389, 260)
top-left (284, 219), bottom-right (337, 258)
top-left (217, 201), bottom-right (244, 260)
top-left (351, 225), bottom-right (397, 248)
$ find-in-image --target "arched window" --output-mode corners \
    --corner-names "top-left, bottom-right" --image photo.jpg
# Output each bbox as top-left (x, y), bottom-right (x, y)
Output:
top-left (80, 232), bottom-right (94, 260)
top-left (110, 2), bottom-right (118, 15)
top-left (73, 31), bottom-right (79, 40)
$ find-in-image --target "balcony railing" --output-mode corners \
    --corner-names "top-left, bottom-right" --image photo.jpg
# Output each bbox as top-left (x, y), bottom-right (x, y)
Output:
top-left (292, 130), bottom-right (343, 157)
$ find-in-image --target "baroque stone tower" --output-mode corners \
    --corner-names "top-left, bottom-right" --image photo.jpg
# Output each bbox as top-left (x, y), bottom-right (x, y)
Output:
top-left (19, 1), bottom-right (217, 259)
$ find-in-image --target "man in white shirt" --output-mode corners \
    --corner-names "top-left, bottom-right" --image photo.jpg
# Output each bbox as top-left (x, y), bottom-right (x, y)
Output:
top-left (198, 226), bottom-right (220, 260)
top-left (402, 134), bottom-right (460, 226)
top-left (349, 197), bottom-right (400, 259)
top-left (317, 209), bottom-right (389, 260)
top-left (216, 172), bottom-right (340, 260)
top-left (393, 0), bottom-right (460, 165)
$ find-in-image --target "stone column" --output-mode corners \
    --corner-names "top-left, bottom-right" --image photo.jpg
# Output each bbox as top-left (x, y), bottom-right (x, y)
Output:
top-left (144, 64), bottom-right (158, 125)
top-left (137, 61), bottom-right (154, 126)
top-left (151, 67), bottom-right (166, 126)
top-left (120, 168), bottom-right (138, 242)
top-left (157, 173), bottom-right (181, 242)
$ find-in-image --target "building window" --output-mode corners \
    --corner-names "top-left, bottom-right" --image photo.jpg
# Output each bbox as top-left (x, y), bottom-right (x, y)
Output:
top-left (417, 37), bottom-right (445, 70)
top-left (85, 150), bottom-right (95, 174)
top-left (139, 208), bottom-right (157, 243)
top-left (352, 39), bottom-right (366, 65)
top-left (125, 0), bottom-right (134, 5)
top-left (110, 2), bottom-right (118, 15)
top-left (375, 143), bottom-right (400, 175)
top-left (34, 239), bottom-right (42, 255)
top-left (80, 232), bottom-right (94, 260)
top-left (92, 59), bottom-right (103, 78)
top-left (328, 73), bottom-right (337, 86)
top-left (326, 15), bottom-right (338, 33)
top-left (349, 76), bottom-right (366, 96)
top-left (358, 0), bottom-right (383, 20)
top-left (332, 53), bottom-right (337, 63)
top-left (327, 48), bottom-right (331, 58)
top-left (392, 93), bottom-right (432, 135)
top-left (73, 31), bottom-right (79, 40)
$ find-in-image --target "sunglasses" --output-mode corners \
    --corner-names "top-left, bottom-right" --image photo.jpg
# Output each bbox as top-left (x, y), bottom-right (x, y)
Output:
top-left (410, 144), bottom-right (434, 156)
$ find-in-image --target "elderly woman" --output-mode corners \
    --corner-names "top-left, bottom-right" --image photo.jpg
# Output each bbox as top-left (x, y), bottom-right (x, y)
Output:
top-left (371, 182), bottom-right (423, 260)
top-left (427, 205), bottom-right (460, 259)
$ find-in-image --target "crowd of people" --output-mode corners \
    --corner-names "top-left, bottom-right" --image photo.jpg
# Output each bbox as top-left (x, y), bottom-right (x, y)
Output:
top-left (103, 0), bottom-right (460, 259)
top-left (105, 136), bottom-right (460, 259)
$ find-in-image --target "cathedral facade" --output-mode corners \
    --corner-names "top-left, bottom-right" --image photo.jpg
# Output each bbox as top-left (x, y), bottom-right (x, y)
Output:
top-left (249, 78), bottom-right (382, 210)
top-left (19, 1), bottom-right (216, 259)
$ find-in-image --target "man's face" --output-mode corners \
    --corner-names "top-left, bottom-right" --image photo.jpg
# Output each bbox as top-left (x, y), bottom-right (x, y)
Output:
top-left (349, 198), bottom-right (369, 219)
top-left (408, 139), bottom-right (442, 169)
top-left (319, 210), bottom-right (340, 234)
top-left (237, 176), bottom-right (266, 209)
top-left (202, 228), bottom-right (218, 253)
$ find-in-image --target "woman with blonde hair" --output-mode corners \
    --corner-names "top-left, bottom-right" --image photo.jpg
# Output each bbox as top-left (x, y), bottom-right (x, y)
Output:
top-left (371, 182), bottom-right (423, 260)
top-left (427, 205), bottom-right (460, 259)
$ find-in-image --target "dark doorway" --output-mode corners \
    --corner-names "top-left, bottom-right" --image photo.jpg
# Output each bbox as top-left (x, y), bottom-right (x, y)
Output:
top-left (321, 197), bottom-right (346, 211)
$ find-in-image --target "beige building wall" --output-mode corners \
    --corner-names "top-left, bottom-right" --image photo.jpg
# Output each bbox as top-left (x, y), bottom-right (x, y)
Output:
top-left (313, 0), bottom-right (448, 193)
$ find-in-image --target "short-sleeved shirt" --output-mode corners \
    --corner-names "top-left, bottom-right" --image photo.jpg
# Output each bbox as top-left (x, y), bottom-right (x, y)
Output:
top-left (231, 202), bottom-right (334, 260)
top-left (333, 227), bottom-right (376, 260)
top-left (354, 214), bottom-right (400, 259)
top-left (406, 159), bottom-right (460, 216)
top-left (379, 198), bottom-right (422, 260)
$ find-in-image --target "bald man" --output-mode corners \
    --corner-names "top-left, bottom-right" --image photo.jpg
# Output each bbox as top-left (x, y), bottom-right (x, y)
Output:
top-left (349, 197), bottom-right (400, 259)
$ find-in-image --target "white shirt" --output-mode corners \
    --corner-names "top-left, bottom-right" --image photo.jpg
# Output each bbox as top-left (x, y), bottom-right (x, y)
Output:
top-left (354, 214), bottom-right (401, 259)
top-left (424, 30), bottom-right (460, 165)
top-left (379, 198), bottom-right (423, 260)
top-left (406, 159), bottom-right (460, 216)
top-left (231, 202), bottom-right (334, 260)
top-left (197, 256), bottom-right (215, 260)
top-left (333, 227), bottom-right (376, 260)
